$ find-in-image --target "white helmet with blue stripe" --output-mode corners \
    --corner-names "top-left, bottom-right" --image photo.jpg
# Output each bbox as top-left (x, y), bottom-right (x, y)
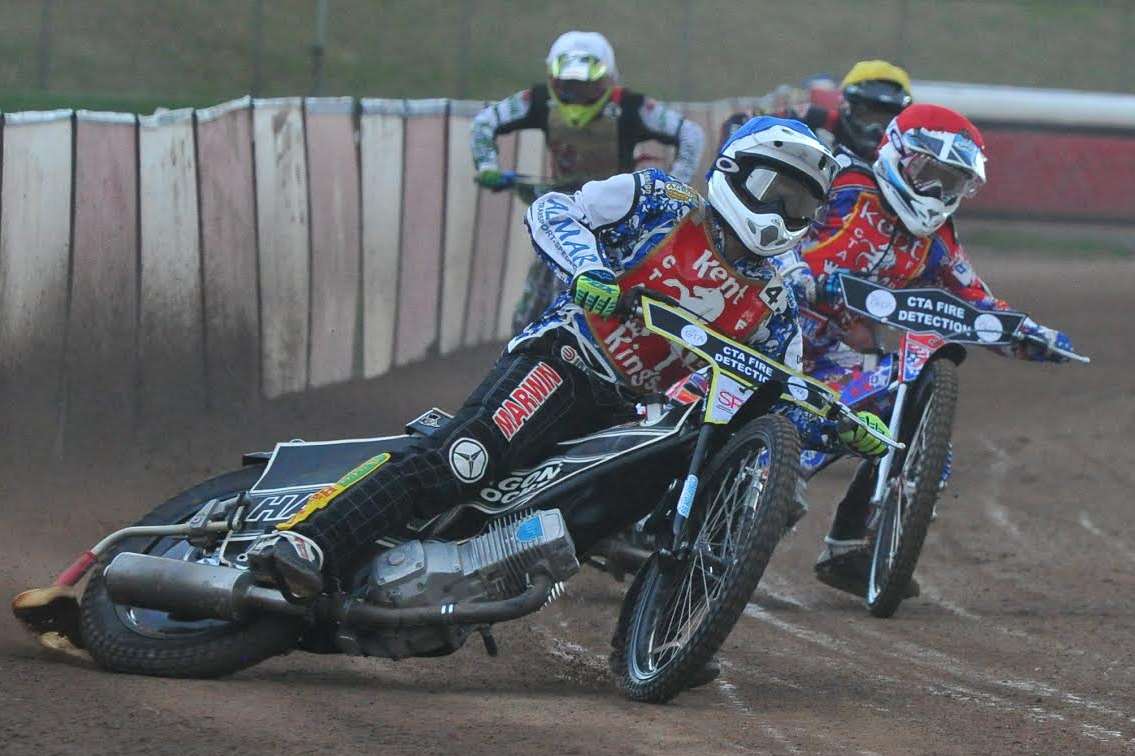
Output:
top-left (707, 116), bottom-right (837, 257)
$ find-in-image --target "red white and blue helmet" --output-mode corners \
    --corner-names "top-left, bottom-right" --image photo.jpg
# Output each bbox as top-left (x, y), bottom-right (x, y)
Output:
top-left (707, 117), bottom-right (837, 257)
top-left (874, 104), bottom-right (987, 236)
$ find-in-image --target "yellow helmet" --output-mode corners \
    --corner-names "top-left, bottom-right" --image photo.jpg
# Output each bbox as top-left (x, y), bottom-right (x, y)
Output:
top-left (840, 60), bottom-right (912, 95)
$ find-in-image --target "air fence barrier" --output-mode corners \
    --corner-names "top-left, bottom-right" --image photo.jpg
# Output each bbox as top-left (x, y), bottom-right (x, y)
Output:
top-left (0, 87), bottom-right (1132, 455)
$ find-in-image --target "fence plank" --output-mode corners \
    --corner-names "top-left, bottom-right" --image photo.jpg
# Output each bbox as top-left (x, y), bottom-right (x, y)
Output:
top-left (0, 111), bottom-right (73, 455)
top-left (439, 103), bottom-right (479, 355)
top-left (394, 99), bottom-right (447, 366)
top-left (305, 97), bottom-right (360, 387)
top-left (66, 111), bottom-right (137, 448)
top-left (196, 97), bottom-right (259, 407)
top-left (138, 108), bottom-right (205, 415)
top-left (253, 98), bottom-right (310, 398)
top-left (496, 129), bottom-right (545, 339)
top-left (359, 99), bottom-right (404, 378)
top-left (464, 131), bottom-right (517, 346)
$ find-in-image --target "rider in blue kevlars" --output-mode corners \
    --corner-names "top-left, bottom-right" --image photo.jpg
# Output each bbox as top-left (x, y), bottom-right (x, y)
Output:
top-left (246, 119), bottom-right (891, 652)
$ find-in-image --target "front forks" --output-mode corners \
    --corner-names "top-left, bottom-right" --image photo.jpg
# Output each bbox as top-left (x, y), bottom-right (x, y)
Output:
top-left (870, 382), bottom-right (909, 507)
top-left (670, 423), bottom-right (718, 554)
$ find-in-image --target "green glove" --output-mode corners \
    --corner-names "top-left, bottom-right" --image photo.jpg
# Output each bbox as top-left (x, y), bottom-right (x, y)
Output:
top-left (839, 411), bottom-right (891, 458)
top-left (572, 271), bottom-right (620, 317)
top-left (475, 168), bottom-right (516, 190)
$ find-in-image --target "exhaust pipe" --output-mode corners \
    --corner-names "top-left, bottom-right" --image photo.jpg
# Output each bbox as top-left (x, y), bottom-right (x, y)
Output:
top-left (104, 552), bottom-right (555, 628)
top-left (104, 553), bottom-right (305, 621)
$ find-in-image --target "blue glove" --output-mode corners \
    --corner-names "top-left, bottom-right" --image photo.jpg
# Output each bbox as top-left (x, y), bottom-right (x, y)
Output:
top-left (571, 270), bottom-right (620, 317)
top-left (1022, 325), bottom-right (1073, 362)
top-left (818, 271), bottom-right (845, 305)
top-left (475, 169), bottom-right (518, 191)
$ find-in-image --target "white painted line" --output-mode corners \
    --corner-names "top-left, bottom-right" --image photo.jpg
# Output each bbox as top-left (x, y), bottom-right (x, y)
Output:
top-left (1078, 511), bottom-right (1135, 563)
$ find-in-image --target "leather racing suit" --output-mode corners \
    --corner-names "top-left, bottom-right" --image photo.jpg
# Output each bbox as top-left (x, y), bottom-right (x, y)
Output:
top-left (472, 84), bottom-right (705, 186)
top-left (280, 169), bottom-right (834, 582)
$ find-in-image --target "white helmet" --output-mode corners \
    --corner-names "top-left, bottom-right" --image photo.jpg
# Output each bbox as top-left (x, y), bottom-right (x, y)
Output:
top-left (707, 117), bottom-right (837, 257)
top-left (873, 104), bottom-right (987, 236)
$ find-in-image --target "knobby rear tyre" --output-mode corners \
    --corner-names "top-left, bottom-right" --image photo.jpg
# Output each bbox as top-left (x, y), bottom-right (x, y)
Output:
top-left (80, 466), bottom-right (305, 678)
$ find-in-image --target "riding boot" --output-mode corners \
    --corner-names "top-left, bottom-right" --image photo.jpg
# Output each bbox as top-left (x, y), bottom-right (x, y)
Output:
top-left (814, 460), bottom-right (876, 596)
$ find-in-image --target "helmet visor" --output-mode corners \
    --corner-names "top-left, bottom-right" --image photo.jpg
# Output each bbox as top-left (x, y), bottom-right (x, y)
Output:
top-left (902, 153), bottom-right (981, 202)
top-left (847, 98), bottom-right (906, 134)
top-left (551, 77), bottom-right (610, 105)
top-left (740, 165), bottom-right (827, 230)
top-left (902, 128), bottom-right (984, 174)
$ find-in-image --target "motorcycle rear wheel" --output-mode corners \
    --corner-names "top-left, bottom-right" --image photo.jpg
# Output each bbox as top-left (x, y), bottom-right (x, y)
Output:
top-left (866, 359), bottom-right (958, 618)
top-left (612, 415), bottom-right (795, 703)
top-left (80, 466), bottom-right (305, 677)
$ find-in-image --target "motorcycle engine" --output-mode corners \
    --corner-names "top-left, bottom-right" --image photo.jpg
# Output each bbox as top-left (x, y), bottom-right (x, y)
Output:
top-left (343, 509), bottom-right (579, 659)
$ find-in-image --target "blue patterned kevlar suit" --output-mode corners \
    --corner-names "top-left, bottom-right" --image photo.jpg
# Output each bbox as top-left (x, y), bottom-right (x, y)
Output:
top-left (517, 167), bottom-right (839, 451)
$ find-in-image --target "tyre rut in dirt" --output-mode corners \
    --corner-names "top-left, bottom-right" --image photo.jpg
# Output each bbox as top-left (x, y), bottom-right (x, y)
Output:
top-left (80, 466), bottom-right (305, 678)
top-left (613, 414), bottom-right (796, 703)
top-left (867, 359), bottom-right (959, 618)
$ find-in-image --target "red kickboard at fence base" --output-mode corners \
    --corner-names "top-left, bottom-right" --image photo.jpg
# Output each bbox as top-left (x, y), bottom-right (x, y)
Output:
top-left (306, 99), bottom-right (361, 388)
top-left (968, 127), bottom-right (1135, 222)
top-left (395, 105), bottom-right (447, 366)
top-left (197, 98), bottom-right (260, 407)
top-left (67, 112), bottom-right (138, 442)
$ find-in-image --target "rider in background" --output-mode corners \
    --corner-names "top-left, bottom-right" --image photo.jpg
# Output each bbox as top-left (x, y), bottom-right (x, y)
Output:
top-left (248, 118), bottom-right (888, 626)
top-left (470, 30), bottom-right (706, 330)
top-left (773, 103), bottom-right (1076, 595)
top-left (720, 59), bottom-right (913, 163)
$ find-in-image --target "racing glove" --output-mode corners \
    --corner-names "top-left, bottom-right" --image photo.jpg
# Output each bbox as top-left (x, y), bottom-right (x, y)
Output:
top-left (571, 270), bottom-right (620, 317)
top-left (474, 168), bottom-right (517, 191)
top-left (838, 410), bottom-right (891, 458)
top-left (1016, 320), bottom-right (1073, 363)
top-left (818, 271), bottom-right (845, 306)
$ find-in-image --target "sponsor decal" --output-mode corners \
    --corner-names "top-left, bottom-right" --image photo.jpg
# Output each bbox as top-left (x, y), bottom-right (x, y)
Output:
top-left (786, 376), bottom-right (811, 402)
top-left (449, 438), bottom-right (489, 483)
top-left (278, 452), bottom-right (392, 530)
top-left (515, 515), bottom-right (544, 543)
top-left (480, 462), bottom-right (564, 504)
top-left (680, 324), bottom-right (707, 346)
top-left (542, 197), bottom-right (600, 267)
top-left (492, 362), bottom-right (564, 441)
top-left (716, 389), bottom-right (745, 411)
top-left (974, 312), bottom-right (1004, 343)
top-left (758, 274), bottom-right (789, 314)
top-left (664, 182), bottom-right (696, 202)
top-left (865, 289), bottom-right (897, 318)
top-left (245, 491), bottom-right (315, 523)
top-left (559, 344), bottom-right (586, 370)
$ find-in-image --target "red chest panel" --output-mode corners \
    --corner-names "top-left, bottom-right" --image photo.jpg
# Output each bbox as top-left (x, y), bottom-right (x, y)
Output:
top-left (586, 215), bottom-right (775, 393)
top-left (804, 194), bottom-right (932, 288)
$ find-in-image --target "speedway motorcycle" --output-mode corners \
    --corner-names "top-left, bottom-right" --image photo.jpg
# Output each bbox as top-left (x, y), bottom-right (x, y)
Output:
top-left (801, 276), bottom-right (1089, 617)
top-left (13, 292), bottom-right (897, 704)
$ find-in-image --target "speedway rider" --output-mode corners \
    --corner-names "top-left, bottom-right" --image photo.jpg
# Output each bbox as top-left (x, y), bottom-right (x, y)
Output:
top-left (773, 103), bottom-right (1077, 596)
top-left (248, 118), bottom-right (891, 619)
top-left (721, 59), bottom-right (913, 162)
top-left (471, 30), bottom-right (706, 330)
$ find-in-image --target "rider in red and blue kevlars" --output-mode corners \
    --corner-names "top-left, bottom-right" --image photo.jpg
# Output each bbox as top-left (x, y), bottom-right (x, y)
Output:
top-left (771, 103), bottom-right (1076, 594)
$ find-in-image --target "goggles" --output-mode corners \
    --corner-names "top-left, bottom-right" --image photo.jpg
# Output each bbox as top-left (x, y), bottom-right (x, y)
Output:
top-left (733, 160), bottom-right (827, 230)
top-left (901, 153), bottom-right (982, 203)
top-left (551, 77), bottom-right (610, 105)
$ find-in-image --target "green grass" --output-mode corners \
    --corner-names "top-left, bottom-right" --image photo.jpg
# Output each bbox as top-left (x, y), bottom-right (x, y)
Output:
top-left (0, 0), bottom-right (1130, 115)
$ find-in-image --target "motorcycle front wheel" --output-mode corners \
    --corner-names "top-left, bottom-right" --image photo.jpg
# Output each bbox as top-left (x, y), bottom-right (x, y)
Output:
top-left (80, 466), bottom-right (305, 677)
top-left (612, 414), bottom-right (796, 703)
top-left (866, 358), bottom-right (958, 618)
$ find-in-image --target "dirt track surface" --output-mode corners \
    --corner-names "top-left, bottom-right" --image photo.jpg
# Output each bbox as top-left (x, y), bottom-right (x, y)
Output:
top-left (2, 257), bottom-right (1133, 755)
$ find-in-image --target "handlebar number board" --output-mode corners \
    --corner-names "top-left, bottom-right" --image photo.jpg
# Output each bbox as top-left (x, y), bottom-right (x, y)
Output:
top-left (840, 276), bottom-right (1026, 346)
top-left (641, 298), bottom-right (837, 425)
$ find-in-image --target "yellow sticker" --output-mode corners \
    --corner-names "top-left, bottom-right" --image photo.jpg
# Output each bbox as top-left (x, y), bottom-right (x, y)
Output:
top-left (664, 182), bottom-right (696, 203)
top-left (277, 452), bottom-right (392, 530)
